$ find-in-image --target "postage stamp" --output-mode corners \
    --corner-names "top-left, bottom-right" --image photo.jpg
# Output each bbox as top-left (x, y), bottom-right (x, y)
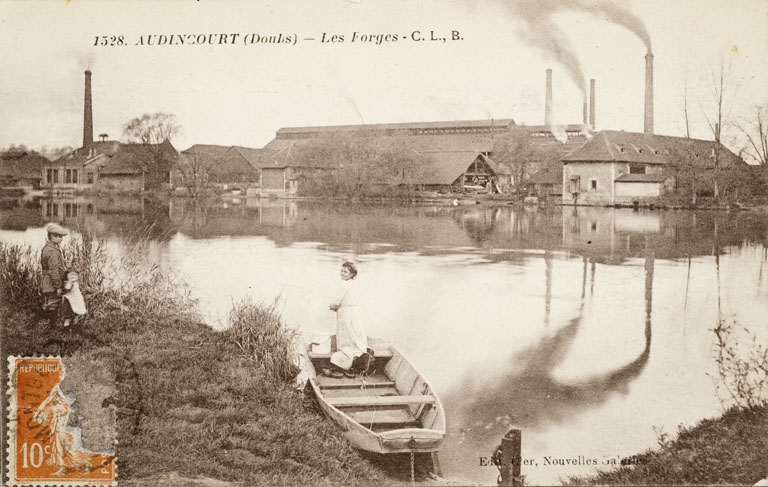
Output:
top-left (6, 356), bottom-right (117, 486)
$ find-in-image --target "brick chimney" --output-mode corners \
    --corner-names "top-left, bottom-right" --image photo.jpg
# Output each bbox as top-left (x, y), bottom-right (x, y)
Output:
top-left (644, 53), bottom-right (654, 134)
top-left (545, 69), bottom-right (553, 126)
top-left (83, 70), bottom-right (94, 152)
top-left (589, 79), bottom-right (596, 130)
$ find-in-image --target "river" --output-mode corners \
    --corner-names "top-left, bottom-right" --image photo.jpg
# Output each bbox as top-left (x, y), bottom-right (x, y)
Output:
top-left (2, 195), bottom-right (767, 485)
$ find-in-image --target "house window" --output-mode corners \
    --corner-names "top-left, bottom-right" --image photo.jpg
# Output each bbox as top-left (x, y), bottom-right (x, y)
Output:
top-left (590, 179), bottom-right (598, 190)
top-left (568, 175), bottom-right (580, 194)
top-left (46, 169), bottom-right (53, 184)
top-left (72, 169), bottom-right (78, 184)
top-left (65, 169), bottom-right (71, 183)
top-left (629, 164), bottom-right (646, 174)
top-left (53, 169), bottom-right (59, 183)
top-left (87, 172), bottom-right (94, 184)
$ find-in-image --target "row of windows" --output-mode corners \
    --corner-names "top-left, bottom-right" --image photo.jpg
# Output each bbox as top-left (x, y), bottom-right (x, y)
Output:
top-left (45, 169), bottom-right (95, 184)
top-left (43, 202), bottom-right (95, 218)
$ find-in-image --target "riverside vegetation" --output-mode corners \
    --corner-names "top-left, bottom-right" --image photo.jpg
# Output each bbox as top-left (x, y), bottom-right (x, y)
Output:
top-left (567, 316), bottom-right (768, 485)
top-left (0, 234), bottom-right (387, 486)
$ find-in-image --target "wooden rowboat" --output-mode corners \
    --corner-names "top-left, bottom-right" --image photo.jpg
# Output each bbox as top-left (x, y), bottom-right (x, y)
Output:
top-left (303, 336), bottom-right (446, 454)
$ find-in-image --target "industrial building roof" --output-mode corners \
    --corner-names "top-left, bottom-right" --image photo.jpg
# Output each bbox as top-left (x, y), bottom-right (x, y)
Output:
top-left (274, 119), bottom-right (516, 135)
top-left (99, 141), bottom-right (178, 175)
top-left (562, 130), bottom-right (744, 167)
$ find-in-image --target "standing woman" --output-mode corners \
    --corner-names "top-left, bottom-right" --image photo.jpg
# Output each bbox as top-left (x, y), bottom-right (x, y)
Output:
top-left (328, 261), bottom-right (368, 377)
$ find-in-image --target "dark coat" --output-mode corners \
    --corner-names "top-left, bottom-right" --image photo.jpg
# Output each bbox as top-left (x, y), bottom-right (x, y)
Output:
top-left (40, 240), bottom-right (65, 294)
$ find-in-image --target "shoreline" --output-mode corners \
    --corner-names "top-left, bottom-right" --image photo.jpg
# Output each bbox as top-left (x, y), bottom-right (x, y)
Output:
top-left (9, 186), bottom-right (768, 213)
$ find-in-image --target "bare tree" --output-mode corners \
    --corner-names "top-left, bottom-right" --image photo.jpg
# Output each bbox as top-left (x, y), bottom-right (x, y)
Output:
top-left (701, 59), bottom-right (735, 203)
top-left (739, 105), bottom-right (768, 166)
top-left (174, 152), bottom-right (214, 197)
top-left (123, 113), bottom-right (182, 189)
top-left (681, 73), bottom-right (692, 139)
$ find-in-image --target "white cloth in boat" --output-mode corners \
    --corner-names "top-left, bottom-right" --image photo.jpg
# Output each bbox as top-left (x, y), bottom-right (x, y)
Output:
top-left (62, 281), bottom-right (86, 315)
top-left (330, 277), bottom-right (367, 370)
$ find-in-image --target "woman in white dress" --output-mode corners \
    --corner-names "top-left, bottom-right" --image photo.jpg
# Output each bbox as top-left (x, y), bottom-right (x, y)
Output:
top-left (327, 261), bottom-right (367, 377)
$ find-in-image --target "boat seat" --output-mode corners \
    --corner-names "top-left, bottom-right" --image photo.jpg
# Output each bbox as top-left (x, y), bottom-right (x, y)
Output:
top-left (326, 394), bottom-right (436, 408)
top-left (308, 348), bottom-right (393, 360)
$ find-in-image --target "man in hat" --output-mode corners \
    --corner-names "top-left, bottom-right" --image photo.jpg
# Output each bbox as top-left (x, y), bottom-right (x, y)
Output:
top-left (40, 223), bottom-right (69, 325)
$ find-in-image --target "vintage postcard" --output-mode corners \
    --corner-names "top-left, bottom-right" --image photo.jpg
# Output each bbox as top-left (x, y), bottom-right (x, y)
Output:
top-left (1, 1), bottom-right (767, 486)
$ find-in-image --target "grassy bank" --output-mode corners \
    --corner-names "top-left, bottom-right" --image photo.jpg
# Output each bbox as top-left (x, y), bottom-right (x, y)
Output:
top-left (566, 314), bottom-right (768, 486)
top-left (565, 405), bottom-right (768, 485)
top-left (0, 238), bottom-right (389, 486)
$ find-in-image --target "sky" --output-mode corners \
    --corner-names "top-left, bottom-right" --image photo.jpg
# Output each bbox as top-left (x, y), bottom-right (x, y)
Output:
top-left (0, 0), bottom-right (766, 157)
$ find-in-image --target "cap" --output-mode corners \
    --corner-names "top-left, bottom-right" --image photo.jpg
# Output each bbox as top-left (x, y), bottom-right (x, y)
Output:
top-left (46, 223), bottom-right (70, 236)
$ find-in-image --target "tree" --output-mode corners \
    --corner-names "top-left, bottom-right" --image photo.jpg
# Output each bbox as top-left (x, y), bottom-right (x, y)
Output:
top-left (123, 112), bottom-right (182, 189)
top-left (739, 105), bottom-right (768, 166)
top-left (39, 145), bottom-right (75, 160)
top-left (174, 152), bottom-right (214, 197)
top-left (492, 127), bottom-right (541, 190)
top-left (701, 59), bottom-right (736, 203)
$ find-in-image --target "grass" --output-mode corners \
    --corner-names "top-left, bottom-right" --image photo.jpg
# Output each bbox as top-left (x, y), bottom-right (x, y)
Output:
top-left (227, 297), bottom-right (299, 383)
top-left (0, 239), bottom-right (387, 485)
top-left (565, 406), bottom-right (768, 485)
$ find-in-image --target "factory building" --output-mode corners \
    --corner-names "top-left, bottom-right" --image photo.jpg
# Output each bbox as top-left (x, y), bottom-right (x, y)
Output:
top-left (44, 71), bottom-right (178, 193)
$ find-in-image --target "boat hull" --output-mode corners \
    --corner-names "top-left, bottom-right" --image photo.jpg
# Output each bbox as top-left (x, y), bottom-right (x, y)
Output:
top-left (304, 336), bottom-right (445, 454)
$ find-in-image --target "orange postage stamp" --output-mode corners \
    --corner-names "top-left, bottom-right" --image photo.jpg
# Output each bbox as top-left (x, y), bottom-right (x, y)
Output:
top-left (7, 356), bottom-right (117, 486)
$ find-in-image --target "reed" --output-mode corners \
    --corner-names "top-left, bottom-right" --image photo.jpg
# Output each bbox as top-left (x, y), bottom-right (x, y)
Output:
top-left (226, 297), bottom-right (299, 383)
top-left (0, 242), bottom-right (41, 307)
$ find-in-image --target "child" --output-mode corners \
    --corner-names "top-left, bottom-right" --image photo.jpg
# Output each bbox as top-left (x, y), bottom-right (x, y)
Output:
top-left (60, 268), bottom-right (86, 327)
top-left (40, 223), bottom-right (69, 325)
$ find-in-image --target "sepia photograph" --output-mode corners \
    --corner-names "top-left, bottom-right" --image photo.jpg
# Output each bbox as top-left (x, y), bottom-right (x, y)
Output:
top-left (1, 0), bottom-right (767, 485)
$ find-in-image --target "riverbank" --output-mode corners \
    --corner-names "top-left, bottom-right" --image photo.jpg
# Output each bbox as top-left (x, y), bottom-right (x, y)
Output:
top-left (565, 405), bottom-right (768, 485)
top-left (0, 240), bottom-right (407, 485)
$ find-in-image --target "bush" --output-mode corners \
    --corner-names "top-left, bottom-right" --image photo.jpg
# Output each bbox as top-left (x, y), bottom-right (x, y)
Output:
top-left (227, 297), bottom-right (299, 383)
top-left (712, 316), bottom-right (768, 409)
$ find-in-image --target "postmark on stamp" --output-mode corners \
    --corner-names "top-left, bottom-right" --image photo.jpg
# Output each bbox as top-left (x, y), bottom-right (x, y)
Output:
top-left (6, 356), bottom-right (117, 486)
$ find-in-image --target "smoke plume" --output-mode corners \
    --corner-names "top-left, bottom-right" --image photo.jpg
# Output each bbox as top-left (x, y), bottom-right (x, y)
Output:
top-left (507, 0), bottom-right (587, 96)
top-left (505, 0), bottom-right (653, 95)
top-left (587, 0), bottom-right (652, 52)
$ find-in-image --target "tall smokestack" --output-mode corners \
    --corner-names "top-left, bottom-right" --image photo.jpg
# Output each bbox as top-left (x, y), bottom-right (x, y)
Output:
top-left (83, 70), bottom-right (93, 152)
top-left (644, 52), bottom-right (654, 134)
top-left (582, 99), bottom-right (588, 126)
top-left (589, 79), bottom-right (596, 130)
top-left (545, 69), bottom-right (553, 126)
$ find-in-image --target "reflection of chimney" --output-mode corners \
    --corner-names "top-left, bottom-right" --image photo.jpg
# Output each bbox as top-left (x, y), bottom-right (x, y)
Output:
top-left (644, 53), bottom-right (654, 134)
top-left (83, 70), bottom-right (93, 151)
top-left (589, 79), bottom-right (596, 130)
top-left (545, 69), bottom-right (553, 126)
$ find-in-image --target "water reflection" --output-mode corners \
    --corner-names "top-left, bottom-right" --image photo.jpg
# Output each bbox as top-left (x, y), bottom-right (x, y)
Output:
top-left (4, 196), bottom-right (766, 260)
top-left (451, 248), bottom-right (652, 433)
top-left (0, 196), bottom-right (177, 241)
